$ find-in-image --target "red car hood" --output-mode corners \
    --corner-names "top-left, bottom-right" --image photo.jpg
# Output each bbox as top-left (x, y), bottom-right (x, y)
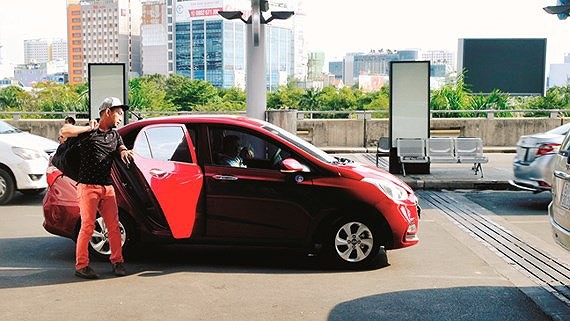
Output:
top-left (335, 161), bottom-right (413, 192)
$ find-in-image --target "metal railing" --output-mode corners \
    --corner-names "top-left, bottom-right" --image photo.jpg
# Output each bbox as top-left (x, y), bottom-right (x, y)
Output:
top-left (0, 109), bottom-right (567, 120)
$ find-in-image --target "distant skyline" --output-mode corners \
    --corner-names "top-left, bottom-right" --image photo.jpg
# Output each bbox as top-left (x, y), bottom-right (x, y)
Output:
top-left (1, 0), bottom-right (570, 76)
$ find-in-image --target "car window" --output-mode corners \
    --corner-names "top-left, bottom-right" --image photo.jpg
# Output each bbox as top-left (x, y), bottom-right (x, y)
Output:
top-left (134, 126), bottom-right (193, 163)
top-left (0, 120), bottom-right (21, 134)
top-left (208, 126), bottom-right (291, 170)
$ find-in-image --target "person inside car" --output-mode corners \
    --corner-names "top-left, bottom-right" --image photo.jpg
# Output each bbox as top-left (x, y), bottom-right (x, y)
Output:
top-left (217, 135), bottom-right (246, 168)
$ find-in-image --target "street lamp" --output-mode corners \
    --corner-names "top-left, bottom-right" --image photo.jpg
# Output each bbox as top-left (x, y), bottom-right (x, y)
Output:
top-left (218, 1), bottom-right (294, 120)
top-left (543, 2), bottom-right (570, 20)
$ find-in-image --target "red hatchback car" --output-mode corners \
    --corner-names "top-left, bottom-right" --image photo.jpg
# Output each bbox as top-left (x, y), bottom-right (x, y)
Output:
top-left (43, 115), bottom-right (419, 269)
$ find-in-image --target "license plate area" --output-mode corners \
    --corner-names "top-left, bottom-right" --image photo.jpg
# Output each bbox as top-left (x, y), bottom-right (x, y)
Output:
top-left (560, 181), bottom-right (570, 210)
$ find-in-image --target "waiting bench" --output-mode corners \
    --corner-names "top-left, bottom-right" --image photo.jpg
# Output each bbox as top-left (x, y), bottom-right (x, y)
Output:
top-left (396, 137), bottom-right (488, 177)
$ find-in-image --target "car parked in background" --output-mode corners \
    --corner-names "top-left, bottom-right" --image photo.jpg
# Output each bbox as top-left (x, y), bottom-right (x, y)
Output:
top-left (0, 120), bottom-right (59, 204)
top-left (510, 123), bottom-right (570, 193)
top-left (548, 129), bottom-right (570, 251)
top-left (43, 115), bottom-right (420, 269)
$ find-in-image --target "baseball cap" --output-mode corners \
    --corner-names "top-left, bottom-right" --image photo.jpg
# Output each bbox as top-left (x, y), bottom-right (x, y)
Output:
top-left (98, 96), bottom-right (130, 112)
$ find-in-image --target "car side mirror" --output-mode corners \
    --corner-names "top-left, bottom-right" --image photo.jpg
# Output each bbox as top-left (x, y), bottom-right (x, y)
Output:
top-left (280, 158), bottom-right (305, 173)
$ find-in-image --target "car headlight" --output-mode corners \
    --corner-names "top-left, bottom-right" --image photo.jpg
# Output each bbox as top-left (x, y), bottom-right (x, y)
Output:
top-left (12, 147), bottom-right (46, 160)
top-left (362, 177), bottom-right (408, 201)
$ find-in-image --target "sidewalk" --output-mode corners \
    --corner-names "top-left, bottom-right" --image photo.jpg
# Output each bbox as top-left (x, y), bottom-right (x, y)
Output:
top-left (335, 151), bottom-right (516, 190)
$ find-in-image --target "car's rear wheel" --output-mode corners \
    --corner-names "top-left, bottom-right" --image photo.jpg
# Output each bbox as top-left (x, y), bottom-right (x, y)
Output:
top-left (87, 214), bottom-right (134, 260)
top-left (0, 169), bottom-right (15, 205)
top-left (323, 217), bottom-right (381, 269)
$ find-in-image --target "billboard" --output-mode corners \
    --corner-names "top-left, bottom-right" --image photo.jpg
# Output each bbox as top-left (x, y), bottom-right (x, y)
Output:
top-left (457, 38), bottom-right (546, 96)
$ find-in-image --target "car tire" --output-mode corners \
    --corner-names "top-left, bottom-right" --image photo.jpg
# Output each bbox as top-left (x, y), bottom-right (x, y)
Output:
top-left (87, 213), bottom-right (134, 260)
top-left (323, 217), bottom-right (381, 270)
top-left (0, 168), bottom-right (16, 205)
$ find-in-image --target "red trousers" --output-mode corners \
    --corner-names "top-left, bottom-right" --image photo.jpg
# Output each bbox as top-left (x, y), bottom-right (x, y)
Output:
top-left (75, 184), bottom-right (123, 270)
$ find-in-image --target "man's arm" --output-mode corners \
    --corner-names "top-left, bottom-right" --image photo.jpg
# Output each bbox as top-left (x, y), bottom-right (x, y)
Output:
top-left (60, 120), bottom-right (97, 138)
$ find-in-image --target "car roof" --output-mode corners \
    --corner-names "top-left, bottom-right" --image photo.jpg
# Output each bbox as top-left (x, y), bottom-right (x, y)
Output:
top-left (118, 115), bottom-right (268, 135)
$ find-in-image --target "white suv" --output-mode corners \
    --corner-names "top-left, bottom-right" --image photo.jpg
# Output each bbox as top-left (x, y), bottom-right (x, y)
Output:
top-left (0, 120), bottom-right (59, 204)
top-left (549, 131), bottom-right (570, 251)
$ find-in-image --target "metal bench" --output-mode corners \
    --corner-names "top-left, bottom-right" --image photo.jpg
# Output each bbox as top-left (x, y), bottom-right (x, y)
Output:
top-left (396, 138), bottom-right (429, 176)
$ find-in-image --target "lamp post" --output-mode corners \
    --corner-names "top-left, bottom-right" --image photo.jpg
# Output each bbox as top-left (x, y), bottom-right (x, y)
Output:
top-left (219, 1), bottom-right (294, 120)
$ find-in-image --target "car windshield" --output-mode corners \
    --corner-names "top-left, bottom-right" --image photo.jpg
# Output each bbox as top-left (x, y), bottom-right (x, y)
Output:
top-left (546, 123), bottom-right (570, 136)
top-left (262, 123), bottom-right (337, 164)
top-left (0, 120), bottom-right (22, 134)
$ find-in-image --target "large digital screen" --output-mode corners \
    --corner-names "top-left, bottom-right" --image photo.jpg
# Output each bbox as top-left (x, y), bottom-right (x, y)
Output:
top-left (457, 38), bottom-right (546, 96)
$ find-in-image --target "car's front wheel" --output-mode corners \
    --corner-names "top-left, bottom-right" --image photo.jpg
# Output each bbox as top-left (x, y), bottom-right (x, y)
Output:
top-left (87, 214), bottom-right (134, 260)
top-left (0, 168), bottom-right (15, 205)
top-left (324, 217), bottom-right (381, 269)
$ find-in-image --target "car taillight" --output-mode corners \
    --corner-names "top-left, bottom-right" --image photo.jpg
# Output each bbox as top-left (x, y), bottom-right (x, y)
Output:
top-left (536, 143), bottom-right (560, 156)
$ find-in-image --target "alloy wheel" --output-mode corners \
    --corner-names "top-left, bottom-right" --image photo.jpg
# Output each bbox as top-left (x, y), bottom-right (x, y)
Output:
top-left (334, 221), bottom-right (374, 263)
top-left (90, 217), bottom-right (126, 256)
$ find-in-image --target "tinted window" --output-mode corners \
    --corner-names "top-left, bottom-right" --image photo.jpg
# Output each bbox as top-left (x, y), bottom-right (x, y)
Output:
top-left (208, 126), bottom-right (291, 170)
top-left (134, 126), bottom-right (193, 163)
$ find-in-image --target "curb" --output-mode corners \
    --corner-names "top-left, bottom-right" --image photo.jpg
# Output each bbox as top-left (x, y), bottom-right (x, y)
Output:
top-left (401, 179), bottom-right (516, 191)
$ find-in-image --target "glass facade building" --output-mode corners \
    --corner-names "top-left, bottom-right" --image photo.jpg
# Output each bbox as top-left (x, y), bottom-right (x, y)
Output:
top-left (174, 0), bottom-right (295, 91)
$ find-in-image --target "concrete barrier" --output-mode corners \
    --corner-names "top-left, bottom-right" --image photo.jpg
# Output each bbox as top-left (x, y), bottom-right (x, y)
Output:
top-left (4, 117), bottom-right (568, 148)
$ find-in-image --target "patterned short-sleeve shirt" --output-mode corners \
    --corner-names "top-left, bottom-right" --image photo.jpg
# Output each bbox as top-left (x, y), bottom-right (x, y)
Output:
top-left (77, 129), bottom-right (124, 185)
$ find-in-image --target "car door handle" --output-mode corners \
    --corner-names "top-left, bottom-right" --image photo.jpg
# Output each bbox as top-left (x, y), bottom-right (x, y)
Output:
top-left (213, 175), bottom-right (238, 181)
top-left (554, 170), bottom-right (570, 181)
top-left (149, 169), bottom-right (168, 178)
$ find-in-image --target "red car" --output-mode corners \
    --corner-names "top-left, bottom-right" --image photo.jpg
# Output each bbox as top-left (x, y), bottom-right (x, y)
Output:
top-left (43, 115), bottom-right (419, 269)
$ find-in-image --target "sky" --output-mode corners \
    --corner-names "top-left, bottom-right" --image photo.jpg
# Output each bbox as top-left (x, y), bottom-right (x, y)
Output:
top-left (1, 0), bottom-right (570, 75)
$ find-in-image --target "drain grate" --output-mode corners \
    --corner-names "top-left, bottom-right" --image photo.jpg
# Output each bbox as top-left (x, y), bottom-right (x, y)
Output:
top-left (419, 190), bottom-right (570, 306)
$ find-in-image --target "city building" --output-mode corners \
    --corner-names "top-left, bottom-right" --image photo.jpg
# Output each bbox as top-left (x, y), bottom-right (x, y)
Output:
top-left (328, 61), bottom-right (342, 80)
top-left (14, 62), bottom-right (47, 87)
top-left (421, 49), bottom-right (455, 77)
top-left (24, 39), bottom-right (49, 64)
top-left (140, 0), bottom-right (174, 75)
top-left (66, 0), bottom-right (142, 84)
top-left (307, 51), bottom-right (324, 81)
top-left (172, 0), bottom-right (301, 90)
top-left (51, 38), bottom-right (69, 63)
top-left (548, 53), bottom-right (570, 88)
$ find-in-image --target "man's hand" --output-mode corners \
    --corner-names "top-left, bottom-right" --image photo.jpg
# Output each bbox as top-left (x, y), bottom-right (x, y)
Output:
top-left (120, 149), bottom-right (134, 165)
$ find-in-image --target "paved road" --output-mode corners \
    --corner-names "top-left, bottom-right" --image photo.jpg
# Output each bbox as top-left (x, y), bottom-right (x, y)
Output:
top-left (1, 191), bottom-right (568, 320)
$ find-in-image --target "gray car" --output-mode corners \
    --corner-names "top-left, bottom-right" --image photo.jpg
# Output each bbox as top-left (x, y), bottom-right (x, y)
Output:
top-left (510, 123), bottom-right (570, 192)
top-left (549, 129), bottom-right (570, 251)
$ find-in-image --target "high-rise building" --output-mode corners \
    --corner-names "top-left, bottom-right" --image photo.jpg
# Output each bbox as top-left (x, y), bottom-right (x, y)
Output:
top-left (24, 39), bottom-right (49, 64)
top-left (140, 0), bottom-right (173, 75)
top-left (66, 0), bottom-right (142, 84)
top-left (24, 38), bottom-right (68, 64)
top-left (307, 51), bottom-right (324, 81)
top-left (51, 38), bottom-right (69, 63)
top-left (172, 0), bottom-right (301, 90)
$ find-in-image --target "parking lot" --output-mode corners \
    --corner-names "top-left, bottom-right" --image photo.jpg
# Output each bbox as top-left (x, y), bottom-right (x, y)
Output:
top-left (1, 189), bottom-right (568, 321)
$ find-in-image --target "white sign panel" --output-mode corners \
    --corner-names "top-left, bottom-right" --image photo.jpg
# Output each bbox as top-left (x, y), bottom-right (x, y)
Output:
top-left (88, 64), bottom-right (126, 121)
top-left (390, 61), bottom-right (430, 147)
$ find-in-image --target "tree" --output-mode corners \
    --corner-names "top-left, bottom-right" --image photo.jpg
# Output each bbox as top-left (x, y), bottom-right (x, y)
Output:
top-left (165, 75), bottom-right (221, 111)
top-left (129, 75), bottom-right (175, 114)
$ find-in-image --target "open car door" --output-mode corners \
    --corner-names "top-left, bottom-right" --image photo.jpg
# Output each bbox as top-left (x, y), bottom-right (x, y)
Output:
top-left (131, 125), bottom-right (202, 239)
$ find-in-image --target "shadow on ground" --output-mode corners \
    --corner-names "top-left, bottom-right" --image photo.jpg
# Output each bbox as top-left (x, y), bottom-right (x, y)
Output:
top-left (328, 286), bottom-right (553, 321)
top-left (0, 236), bottom-right (389, 289)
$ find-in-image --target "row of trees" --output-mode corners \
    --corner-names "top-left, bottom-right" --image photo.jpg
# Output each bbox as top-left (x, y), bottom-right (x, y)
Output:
top-left (1, 73), bottom-right (570, 119)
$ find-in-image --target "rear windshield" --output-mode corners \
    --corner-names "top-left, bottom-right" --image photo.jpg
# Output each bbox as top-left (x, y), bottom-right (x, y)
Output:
top-left (546, 123), bottom-right (570, 136)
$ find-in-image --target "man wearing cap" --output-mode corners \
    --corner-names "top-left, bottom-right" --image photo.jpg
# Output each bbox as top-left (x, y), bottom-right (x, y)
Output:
top-left (60, 96), bottom-right (134, 279)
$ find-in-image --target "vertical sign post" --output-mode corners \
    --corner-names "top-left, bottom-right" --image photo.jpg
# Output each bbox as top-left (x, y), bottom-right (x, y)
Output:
top-left (389, 61), bottom-right (430, 174)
